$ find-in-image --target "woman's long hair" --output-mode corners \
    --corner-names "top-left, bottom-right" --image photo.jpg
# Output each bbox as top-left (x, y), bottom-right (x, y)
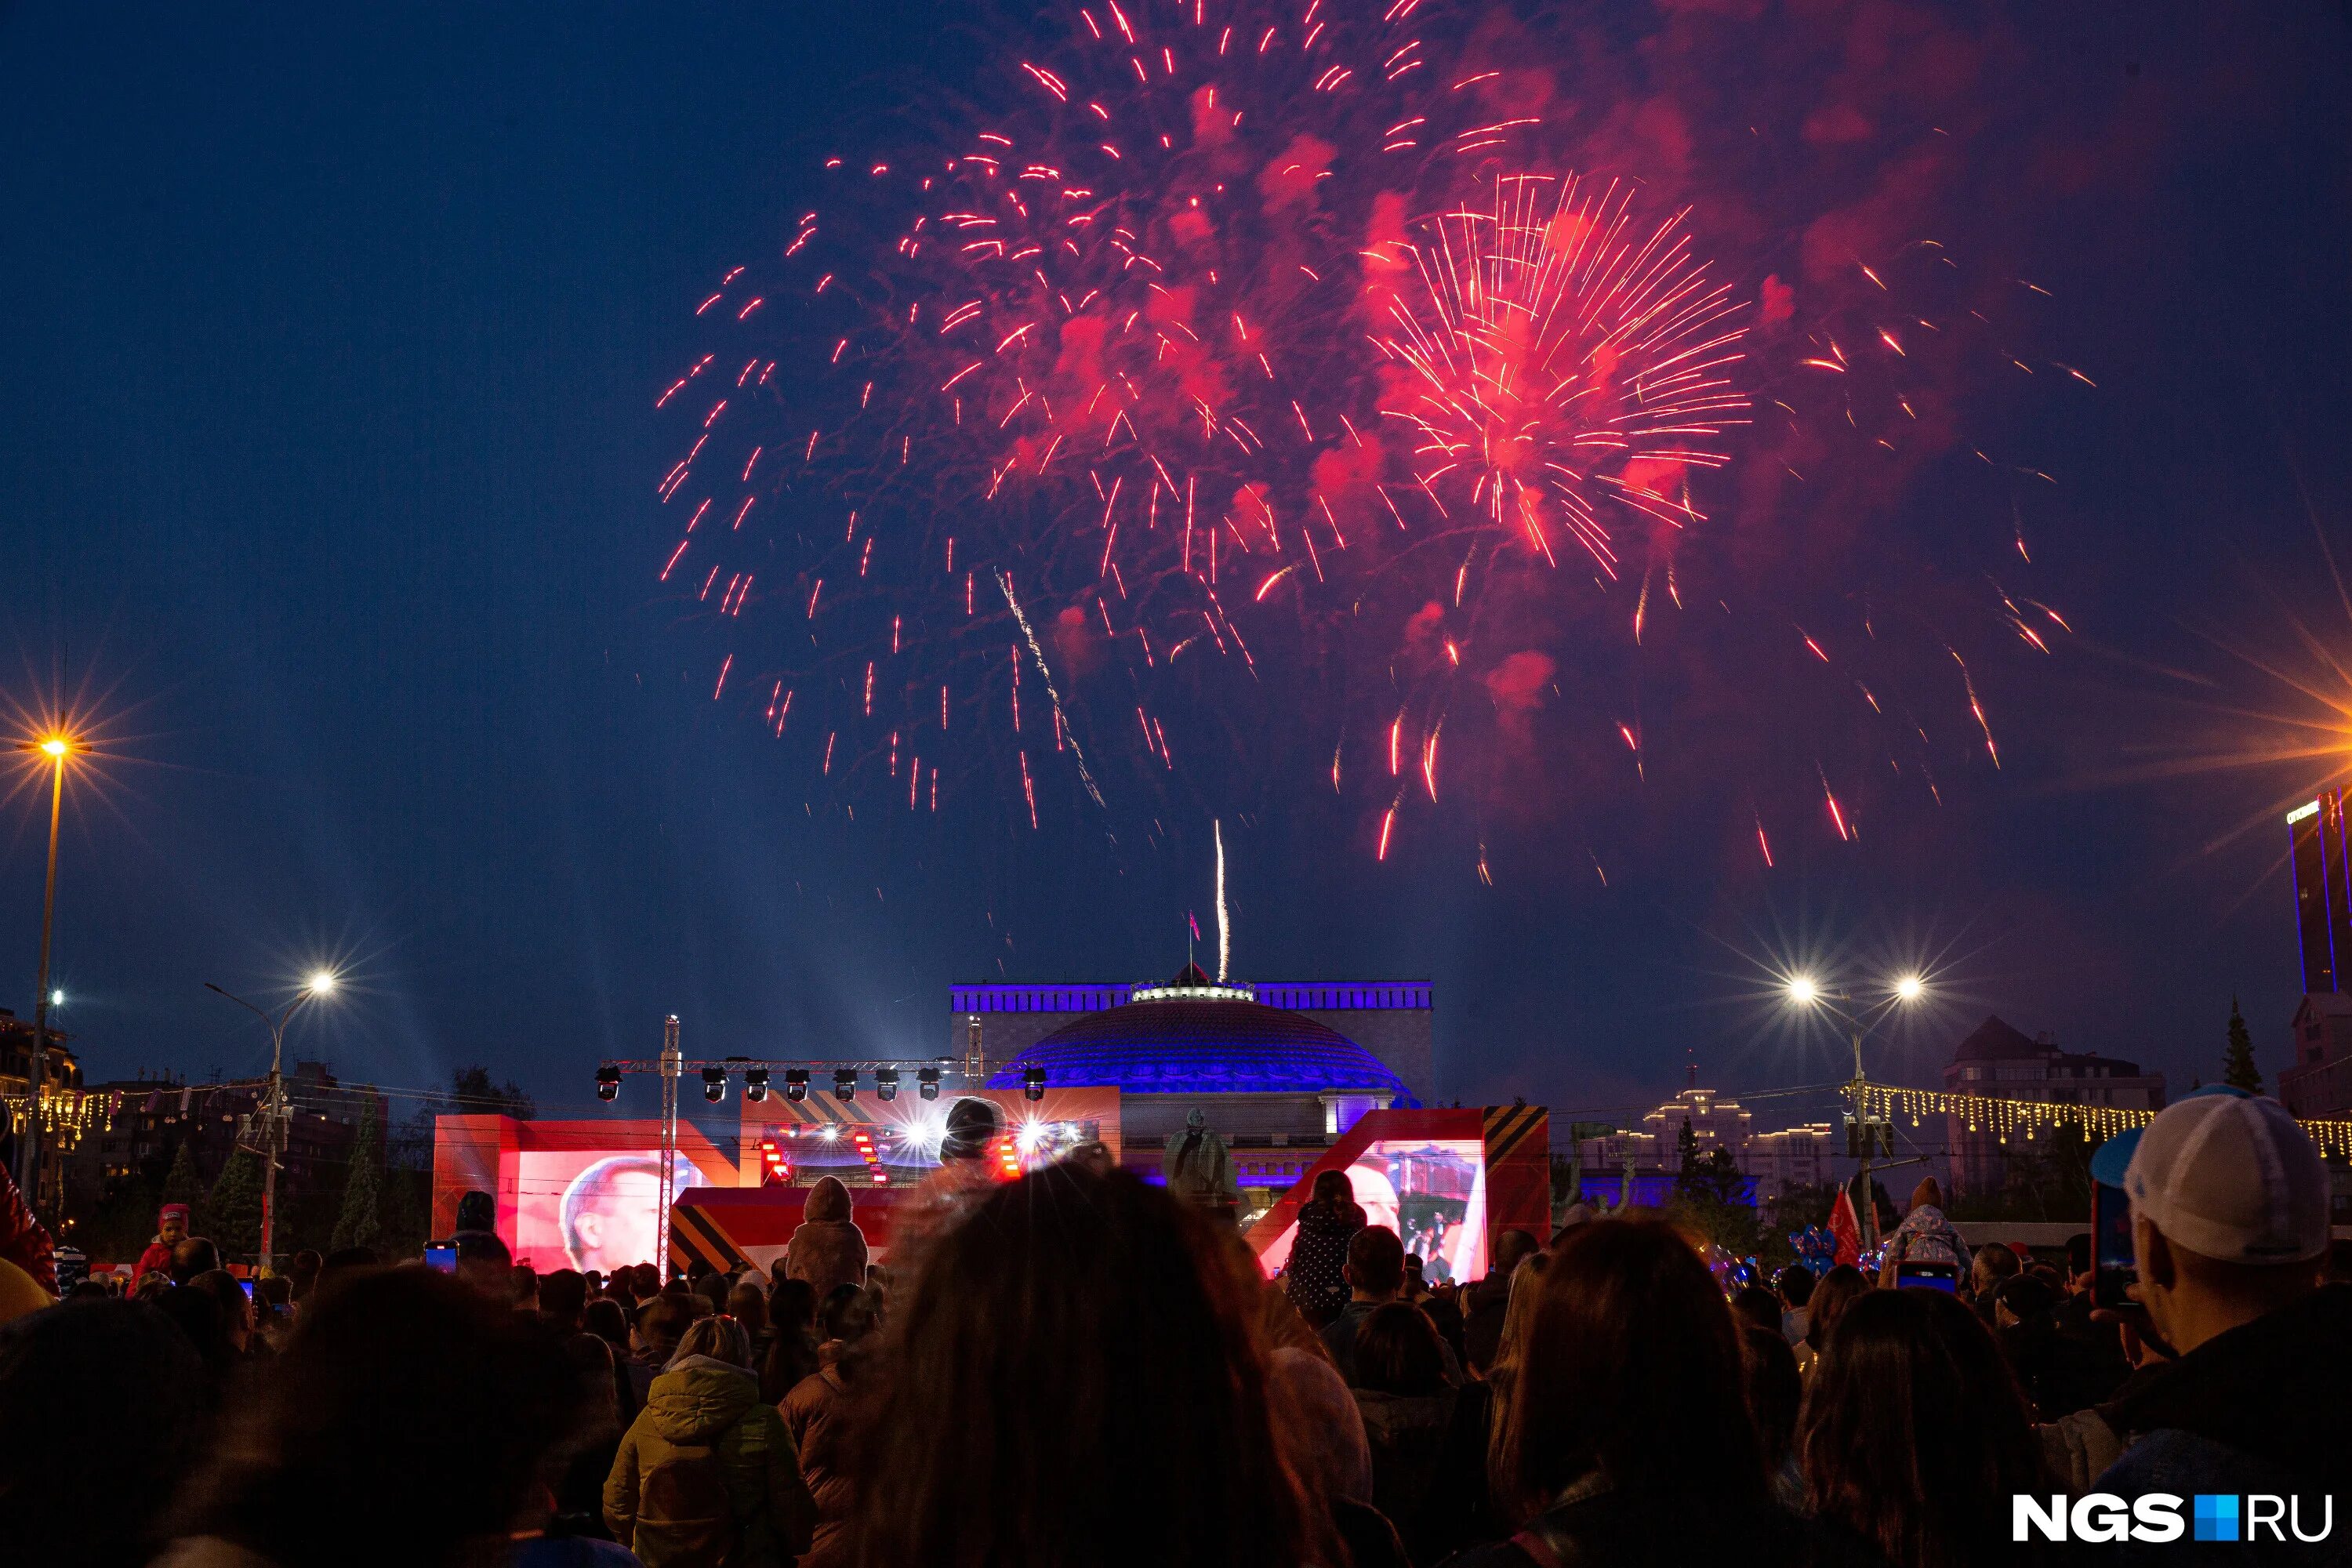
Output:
top-left (1305, 1168), bottom-right (1354, 1217)
top-left (1799, 1288), bottom-right (2049, 1568)
top-left (1490, 1221), bottom-right (1765, 1526)
top-left (848, 1164), bottom-right (1312, 1568)
top-left (1804, 1264), bottom-right (1871, 1356)
top-left (1482, 1250), bottom-right (1549, 1504)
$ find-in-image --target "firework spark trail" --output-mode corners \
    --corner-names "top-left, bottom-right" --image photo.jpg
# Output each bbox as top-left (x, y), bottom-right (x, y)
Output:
top-left (1000, 569), bottom-right (1105, 807)
top-left (1213, 815), bottom-right (1229, 982)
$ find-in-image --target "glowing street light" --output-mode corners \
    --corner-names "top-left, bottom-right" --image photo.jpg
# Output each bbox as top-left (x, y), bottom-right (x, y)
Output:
top-left (1893, 974), bottom-right (1926, 1003)
top-left (1785, 975), bottom-right (1821, 1006)
top-left (205, 969), bottom-right (343, 1268)
top-left (15, 729), bottom-right (82, 1203)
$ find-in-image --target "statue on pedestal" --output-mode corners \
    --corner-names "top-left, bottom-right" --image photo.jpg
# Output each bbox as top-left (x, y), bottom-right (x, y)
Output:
top-left (1162, 1105), bottom-right (1237, 1218)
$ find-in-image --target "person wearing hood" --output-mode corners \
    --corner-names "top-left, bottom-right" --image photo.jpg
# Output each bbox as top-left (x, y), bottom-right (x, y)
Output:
top-left (133, 1203), bottom-right (188, 1287)
top-left (2084, 1088), bottom-right (2347, 1559)
top-left (1877, 1176), bottom-right (1972, 1286)
top-left (785, 1176), bottom-right (869, 1301)
top-left (604, 1315), bottom-right (816, 1568)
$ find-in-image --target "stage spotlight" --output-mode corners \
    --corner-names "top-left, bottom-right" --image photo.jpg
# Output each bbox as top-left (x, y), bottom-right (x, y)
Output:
top-left (917, 1065), bottom-right (941, 1101)
top-left (1022, 1066), bottom-right (1046, 1102)
top-left (833, 1069), bottom-right (858, 1102)
top-left (783, 1069), bottom-right (808, 1102)
top-left (744, 1066), bottom-right (770, 1102)
top-left (594, 1065), bottom-right (620, 1102)
top-left (701, 1066), bottom-right (728, 1103)
top-left (876, 1067), bottom-right (899, 1101)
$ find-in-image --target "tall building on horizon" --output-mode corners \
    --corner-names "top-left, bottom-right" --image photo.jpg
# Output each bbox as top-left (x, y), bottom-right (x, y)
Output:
top-left (2288, 791), bottom-right (2352, 995)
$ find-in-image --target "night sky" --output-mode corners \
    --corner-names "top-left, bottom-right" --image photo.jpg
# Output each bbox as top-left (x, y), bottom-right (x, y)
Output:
top-left (4, 2), bottom-right (2348, 1129)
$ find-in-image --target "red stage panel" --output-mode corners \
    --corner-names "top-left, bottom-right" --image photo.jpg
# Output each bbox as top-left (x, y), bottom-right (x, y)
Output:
top-left (1243, 1106), bottom-right (1549, 1283)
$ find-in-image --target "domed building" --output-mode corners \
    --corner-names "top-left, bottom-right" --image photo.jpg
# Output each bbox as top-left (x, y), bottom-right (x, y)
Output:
top-left (985, 964), bottom-right (1417, 1185)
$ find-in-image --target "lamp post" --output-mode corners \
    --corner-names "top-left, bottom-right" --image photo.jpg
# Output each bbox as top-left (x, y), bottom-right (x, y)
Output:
top-left (1785, 971), bottom-right (1926, 1250)
top-left (205, 971), bottom-right (337, 1270)
top-left (14, 735), bottom-right (75, 1207)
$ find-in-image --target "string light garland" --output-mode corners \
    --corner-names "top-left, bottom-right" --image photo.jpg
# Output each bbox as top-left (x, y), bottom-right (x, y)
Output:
top-left (2, 1088), bottom-right (96, 1148)
top-left (1852, 1080), bottom-right (2352, 1160)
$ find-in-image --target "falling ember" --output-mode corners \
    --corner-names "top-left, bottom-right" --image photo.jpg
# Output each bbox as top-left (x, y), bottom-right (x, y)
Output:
top-left (1820, 770), bottom-right (1853, 841)
top-left (1953, 651), bottom-right (2000, 767)
top-left (1376, 802), bottom-right (1397, 862)
top-left (1754, 811), bottom-right (1774, 868)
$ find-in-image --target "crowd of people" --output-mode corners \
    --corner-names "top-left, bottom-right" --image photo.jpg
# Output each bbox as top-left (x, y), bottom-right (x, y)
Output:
top-left (0, 1083), bottom-right (2346, 1566)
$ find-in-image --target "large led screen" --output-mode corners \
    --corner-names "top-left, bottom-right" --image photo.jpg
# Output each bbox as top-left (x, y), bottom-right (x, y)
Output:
top-left (1256, 1137), bottom-right (1488, 1285)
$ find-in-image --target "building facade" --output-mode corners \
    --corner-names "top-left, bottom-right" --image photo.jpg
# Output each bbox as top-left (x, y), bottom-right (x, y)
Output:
top-left (70, 1061), bottom-right (386, 1218)
top-left (2289, 793), bottom-right (2352, 996)
top-left (2280, 991), bottom-right (2352, 1120)
top-left (1940, 1016), bottom-right (2167, 1196)
top-left (951, 977), bottom-right (1435, 1102)
top-left (0, 1008), bottom-right (90, 1212)
top-left (1570, 1080), bottom-right (1831, 1208)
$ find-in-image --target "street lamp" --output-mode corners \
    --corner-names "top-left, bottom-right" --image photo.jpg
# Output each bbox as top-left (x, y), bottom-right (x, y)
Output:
top-left (14, 731), bottom-right (78, 1207)
top-left (205, 971), bottom-right (340, 1270)
top-left (1785, 970), bottom-right (1929, 1247)
top-left (1782, 971), bottom-right (1926, 1080)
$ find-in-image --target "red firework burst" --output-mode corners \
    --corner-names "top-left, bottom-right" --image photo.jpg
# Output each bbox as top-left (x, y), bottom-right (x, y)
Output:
top-left (1372, 172), bottom-right (1749, 577)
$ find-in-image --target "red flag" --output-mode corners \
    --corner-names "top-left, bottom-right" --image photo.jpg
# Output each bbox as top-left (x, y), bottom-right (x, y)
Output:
top-left (1188, 910), bottom-right (1200, 942)
top-left (1829, 1181), bottom-right (1862, 1268)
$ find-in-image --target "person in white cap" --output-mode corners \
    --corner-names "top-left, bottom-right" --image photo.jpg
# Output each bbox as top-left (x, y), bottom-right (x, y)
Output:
top-left (2087, 1086), bottom-right (2347, 1534)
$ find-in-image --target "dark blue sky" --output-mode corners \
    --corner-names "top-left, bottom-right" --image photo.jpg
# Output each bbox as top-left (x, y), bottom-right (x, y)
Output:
top-left (4, 2), bottom-right (2348, 1126)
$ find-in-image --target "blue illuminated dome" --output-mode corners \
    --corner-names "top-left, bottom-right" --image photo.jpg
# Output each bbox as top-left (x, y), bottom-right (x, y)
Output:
top-left (988, 964), bottom-right (1410, 1098)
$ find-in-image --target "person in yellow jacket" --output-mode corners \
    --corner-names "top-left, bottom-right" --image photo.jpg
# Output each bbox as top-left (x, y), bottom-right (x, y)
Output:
top-left (604, 1314), bottom-right (815, 1567)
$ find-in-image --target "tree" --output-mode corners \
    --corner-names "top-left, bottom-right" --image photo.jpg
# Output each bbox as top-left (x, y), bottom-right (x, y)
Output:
top-left (448, 1065), bottom-right (535, 1121)
top-left (2223, 997), bottom-right (2263, 1094)
top-left (158, 1139), bottom-right (207, 1236)
top-left (1763, 1180), bottom-right (1838, 1238)
top-left (207, 1147), bottom-right (265, 1261)
top-left (379, 1164), bottom-right (430, 1260)
top-left (329, 1096), bottom-right (385, 1253)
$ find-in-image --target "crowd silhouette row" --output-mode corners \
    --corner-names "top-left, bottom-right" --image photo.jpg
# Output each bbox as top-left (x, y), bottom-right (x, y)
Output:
top-left (0, 1085), bottom-right (2346, 1567)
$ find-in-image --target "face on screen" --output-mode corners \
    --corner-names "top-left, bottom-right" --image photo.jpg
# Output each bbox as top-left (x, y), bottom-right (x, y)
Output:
top-left (1260, 1138), bottom-right (1489, 1283)
top-left (564, 1163), bottom-right (662, 1274)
